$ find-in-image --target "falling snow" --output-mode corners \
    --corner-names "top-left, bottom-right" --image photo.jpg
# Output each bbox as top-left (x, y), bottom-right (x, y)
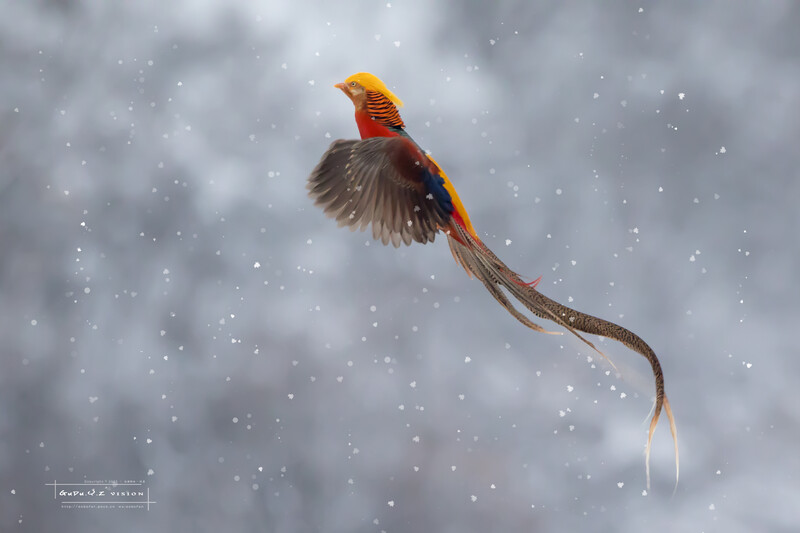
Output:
top-left (3, 3), bottom-right (793, 533)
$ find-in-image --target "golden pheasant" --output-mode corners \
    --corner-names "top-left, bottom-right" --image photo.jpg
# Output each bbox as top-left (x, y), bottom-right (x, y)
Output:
top-left (307, 72), bottom-right (678, 489)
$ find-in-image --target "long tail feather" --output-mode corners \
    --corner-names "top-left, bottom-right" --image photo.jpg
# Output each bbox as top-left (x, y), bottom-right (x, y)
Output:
top-left (447, 223), bottom-right (678, 490)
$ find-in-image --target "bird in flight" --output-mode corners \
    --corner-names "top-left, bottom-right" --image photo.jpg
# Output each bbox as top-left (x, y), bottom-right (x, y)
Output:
top-left (307, 72), bottom-right (678, 490)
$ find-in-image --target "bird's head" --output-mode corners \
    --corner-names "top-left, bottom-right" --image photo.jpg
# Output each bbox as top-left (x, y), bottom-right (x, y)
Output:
top-left (334, 72), bottom-right (404, 109)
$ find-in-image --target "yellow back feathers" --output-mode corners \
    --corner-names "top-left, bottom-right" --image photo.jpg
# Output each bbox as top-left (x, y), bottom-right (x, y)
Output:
top-left (345, 72), bottom-right (404, 107)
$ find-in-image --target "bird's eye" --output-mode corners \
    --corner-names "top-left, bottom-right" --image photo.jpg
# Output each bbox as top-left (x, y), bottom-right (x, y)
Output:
top-left (350, 81), bottom-right (356, 87)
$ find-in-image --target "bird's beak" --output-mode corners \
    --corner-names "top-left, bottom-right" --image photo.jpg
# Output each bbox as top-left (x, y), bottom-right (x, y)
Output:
top-left (334, 81), bottom-right (355, 103)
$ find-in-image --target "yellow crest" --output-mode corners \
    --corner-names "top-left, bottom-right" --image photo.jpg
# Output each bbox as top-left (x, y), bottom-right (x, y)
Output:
top-left (345, 72), bottom-right (404, 107)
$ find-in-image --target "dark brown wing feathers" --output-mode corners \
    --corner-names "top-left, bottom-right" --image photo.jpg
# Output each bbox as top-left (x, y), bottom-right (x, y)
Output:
top-left (307, 138), bottom-right (451, 247)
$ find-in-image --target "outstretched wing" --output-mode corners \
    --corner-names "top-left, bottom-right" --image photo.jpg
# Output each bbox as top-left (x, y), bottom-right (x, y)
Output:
top-left (307, 137), bottom-right (453, 247)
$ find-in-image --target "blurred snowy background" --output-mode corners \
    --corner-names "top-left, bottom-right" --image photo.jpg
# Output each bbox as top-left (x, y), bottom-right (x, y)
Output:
top-left (2, 1), bottom-right (799, 531)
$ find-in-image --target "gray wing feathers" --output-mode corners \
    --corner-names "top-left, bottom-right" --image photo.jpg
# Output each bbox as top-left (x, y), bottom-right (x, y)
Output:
top-left (308, 138), bottom-right (448, 247)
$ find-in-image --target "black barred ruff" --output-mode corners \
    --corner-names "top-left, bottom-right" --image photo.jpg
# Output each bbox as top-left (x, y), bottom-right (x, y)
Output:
top-left (366, 90), bottom-right (405, 130)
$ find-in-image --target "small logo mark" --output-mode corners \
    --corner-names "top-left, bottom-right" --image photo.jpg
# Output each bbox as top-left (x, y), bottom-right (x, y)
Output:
top-left (45, 480), bottom-right (156, 510)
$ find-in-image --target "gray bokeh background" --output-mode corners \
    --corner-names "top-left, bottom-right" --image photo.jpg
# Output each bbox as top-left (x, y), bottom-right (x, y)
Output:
top-left (2, 1), bottom-right (798, 531)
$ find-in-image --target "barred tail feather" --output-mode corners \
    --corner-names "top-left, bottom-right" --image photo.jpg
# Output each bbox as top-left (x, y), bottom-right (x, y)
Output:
top-left (446, 223), bottom-right (678, 490)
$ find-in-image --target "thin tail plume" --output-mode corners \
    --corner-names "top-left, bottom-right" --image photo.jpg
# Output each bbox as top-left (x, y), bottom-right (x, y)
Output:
top-left (447, 223), bottom-right (678, 490)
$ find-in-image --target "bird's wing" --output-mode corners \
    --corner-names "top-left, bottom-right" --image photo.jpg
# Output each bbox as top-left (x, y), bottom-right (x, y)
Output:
top-left (308, 137), bottom-right (453, 247)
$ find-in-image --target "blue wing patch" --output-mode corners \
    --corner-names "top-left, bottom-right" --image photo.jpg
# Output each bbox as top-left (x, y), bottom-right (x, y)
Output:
top-left (420, 166), bottom-right (454, 216)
